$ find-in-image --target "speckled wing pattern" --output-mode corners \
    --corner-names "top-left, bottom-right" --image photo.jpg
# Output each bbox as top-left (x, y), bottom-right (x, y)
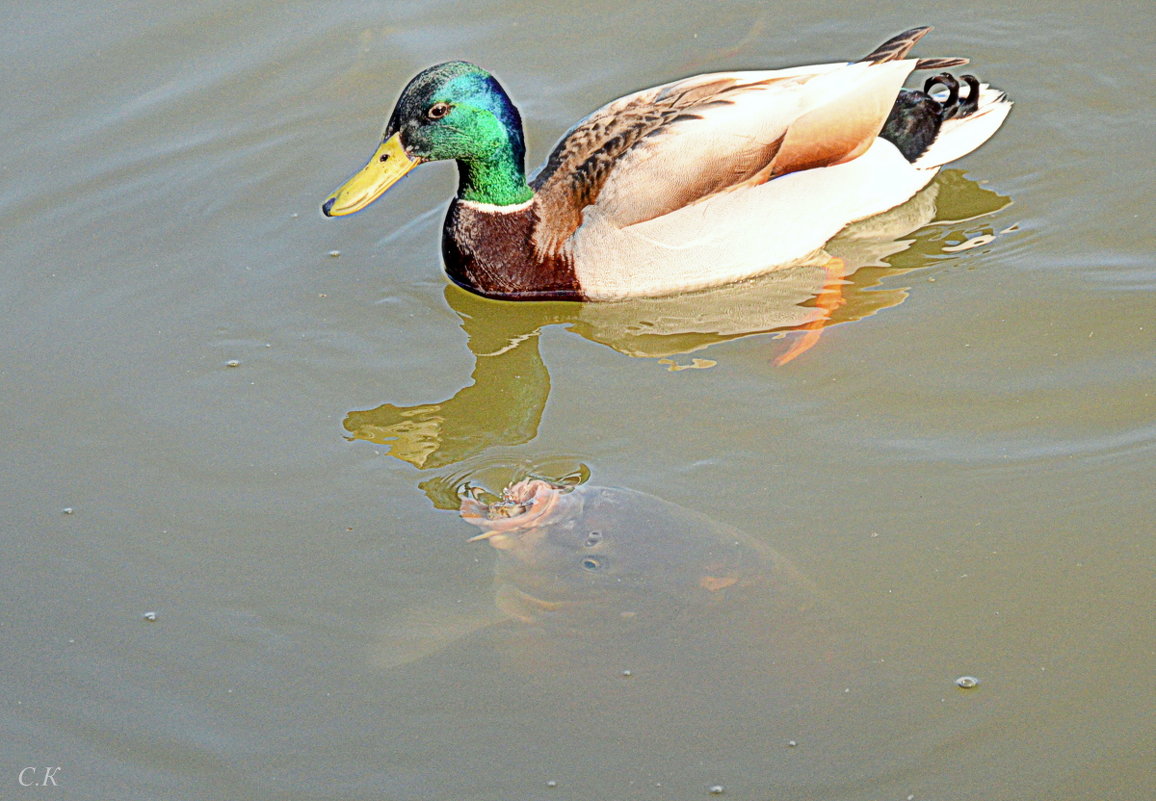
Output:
top-left (528, 66), bottom-right (889, 258)
top-left (860, 25), bottom-right (968, 71)
top-left (529, 29), bottom-right (971, 262)
top-left (529, 75), bottom-right (787, 256)
top-left (527, 27), bottom-right (969, 263)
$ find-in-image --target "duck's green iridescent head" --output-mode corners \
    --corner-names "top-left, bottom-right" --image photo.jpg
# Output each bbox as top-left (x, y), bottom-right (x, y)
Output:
top-left (322, 61), bottom-right (533, 215)
top-left (387, 62), bottom-right (527, 168)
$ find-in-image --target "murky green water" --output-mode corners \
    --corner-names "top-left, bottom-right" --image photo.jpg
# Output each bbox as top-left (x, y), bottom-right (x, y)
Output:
top-left (2, 2), bottom-right (1152, 799)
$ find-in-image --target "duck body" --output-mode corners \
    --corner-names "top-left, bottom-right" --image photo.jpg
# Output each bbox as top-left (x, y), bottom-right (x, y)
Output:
top-left (322, 27), bottom-right (1011, 301)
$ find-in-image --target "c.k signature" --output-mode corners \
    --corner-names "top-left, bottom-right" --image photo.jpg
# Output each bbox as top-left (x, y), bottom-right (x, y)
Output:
top-left (18, 767), bottom-right (61, 787)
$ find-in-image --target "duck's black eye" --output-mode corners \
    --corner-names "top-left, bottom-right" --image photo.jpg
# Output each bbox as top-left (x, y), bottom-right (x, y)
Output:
top-left (426, 102), bottom-right (451, 120)
top-left (581, 556), bottom-right (604, 571)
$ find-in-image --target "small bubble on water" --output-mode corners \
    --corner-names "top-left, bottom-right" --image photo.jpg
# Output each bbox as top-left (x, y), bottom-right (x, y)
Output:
top-left (143, 612), bottom-right (157, 622)
top-left (62, 507), bottom-right (74, 515)
top-left (955, 675), bottom-right (979, 689)
top-left (545, 780), bottom-right (557, 788)
top-left (621, 669), bottom-right (632, 678)
top-left (787, 740), bottom-right (797, 747)
top-left (708, 785), bottom-right (725, 795)
top-left (328, 250), bottom-right (341, 257)
top-left (226, 359), bottom-right (241, 368)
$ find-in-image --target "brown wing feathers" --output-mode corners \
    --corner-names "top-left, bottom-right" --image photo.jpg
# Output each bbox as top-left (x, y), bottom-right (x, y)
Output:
top-left (861, 25), bottom-right (969, 70)
top-left (531, 78), bottom-right (759, 254)
top-left (529, 28), bottom-right (966, 256)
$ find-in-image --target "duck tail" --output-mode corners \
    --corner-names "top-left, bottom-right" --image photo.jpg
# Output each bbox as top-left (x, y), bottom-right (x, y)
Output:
top-left (867, 27), bottom-right (1012, 166)
top-left (909, 79), bottom-right (1012, 169)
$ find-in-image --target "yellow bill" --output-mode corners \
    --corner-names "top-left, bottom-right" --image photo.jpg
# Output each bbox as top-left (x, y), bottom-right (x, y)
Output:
top-left (321, 133), bottom-right (419, 217)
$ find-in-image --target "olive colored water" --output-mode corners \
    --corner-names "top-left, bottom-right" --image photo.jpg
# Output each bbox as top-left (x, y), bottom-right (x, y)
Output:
top-left (2, 1), bottom-right (1152, 799)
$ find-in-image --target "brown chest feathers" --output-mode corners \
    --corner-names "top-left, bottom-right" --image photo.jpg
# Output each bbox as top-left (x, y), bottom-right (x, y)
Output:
top-left (441, 200), bottom-right (583, 301)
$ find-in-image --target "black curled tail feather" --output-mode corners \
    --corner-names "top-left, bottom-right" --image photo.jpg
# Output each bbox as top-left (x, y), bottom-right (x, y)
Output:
top-left (880, 71), bottom-right (985, 162)
top-left (955, 75), bottom-right (981, 116)
top-left (922, 73), bottom-right (982, 119)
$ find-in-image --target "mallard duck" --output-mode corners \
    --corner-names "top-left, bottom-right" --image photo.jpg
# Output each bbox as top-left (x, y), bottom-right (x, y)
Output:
top-left (322, 27), bottom-right (1011, 301)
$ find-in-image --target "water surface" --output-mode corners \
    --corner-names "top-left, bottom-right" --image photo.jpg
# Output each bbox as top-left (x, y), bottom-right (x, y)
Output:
top-left (2, 2), bottom-right (1152, 799)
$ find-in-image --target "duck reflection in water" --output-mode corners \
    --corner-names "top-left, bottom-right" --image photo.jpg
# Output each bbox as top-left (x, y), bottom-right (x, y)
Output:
top-left (344, 172), bottom-right (1010, 469)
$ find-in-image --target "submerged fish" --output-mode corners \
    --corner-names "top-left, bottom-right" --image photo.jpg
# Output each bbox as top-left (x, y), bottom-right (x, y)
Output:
top-left (343, 478), bottom-right (930, 798)
top-left (460, 479), bottom-right (833, 659)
